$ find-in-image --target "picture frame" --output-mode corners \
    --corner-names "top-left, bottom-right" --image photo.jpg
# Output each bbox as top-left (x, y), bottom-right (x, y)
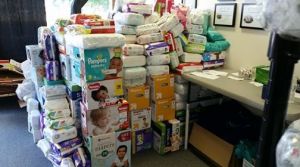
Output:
top-left (240, 3), bottom-right (264, 29)
top-left (213, 3), bottom-right (237, 27)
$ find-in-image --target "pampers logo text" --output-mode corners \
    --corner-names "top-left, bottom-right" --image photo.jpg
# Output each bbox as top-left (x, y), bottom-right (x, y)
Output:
top-left (87, 55), bottom-right (108, 69)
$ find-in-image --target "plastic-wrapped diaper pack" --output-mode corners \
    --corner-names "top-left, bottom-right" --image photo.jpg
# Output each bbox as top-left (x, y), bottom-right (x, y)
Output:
top-left (44, 33), bottom-right (59, 61)
top-left (123, 3), bottom-right (152, 15)
top-left (159, 14), bottom-right (180, 32)
top-left (40, 84), bottom-right (66, 98)
top-left (27, 98), bottom-right (39, 114)
top-left (59, 54), bottom-right (71, 80)
top-left (44, 98), bottom-right (70, 111)
top-left (51, 137), bottom-right (82, 157)
top-left (65, 34), bottom-right (125, 49)
top-left (31, 109), bottom-right (41, 132)
top-left (73, 147), bottom-right (90, 167)
top-left (187, 23), bottom-right (204, 35)
top-left (137, 33), bottom-right (164, 44)
top-left (175, 83), bottom-right (188, 96)
top-left (145, 42), bottom-right (169, 56)
top-left (146, 65), bottom-right (170, 76)
top-left (61, 158), bottom-right (75, 167)
top-left (45, 61), bottom-right (61, 81)
top-left (174, 37), bottom-right (184, 56)
top-left (124, 35), bottom-right (137, 44)
top-left (170, 51), bottom-right (180, 69)
top-left (145, 12), bottom-right (160, 24)
top-left (188, 34), bottom-right (207, 45)
top-left (180, 52), bottom-right (202, 63)
top-left (37, 138), bottom-right (52, 157)
top-left (184, 43), bottom-right (205, 54)
top-left (114, 12), bottom-right (145, 26)
top-left (44, 126), bottom-right (77, 144)
top-left (45, 117), bottom-right (74, 129)
top-left (123, 44), bottom-right (145, 56)
top-left (170, 23), bottom-right (184, 37)
top-left (122, 56), bottom-right (146, 67)
top-left (147, 54), bottom-right (170, 65)
top-left (45, 108), bottom-right (71, 120)
top-left (123, 67), bottom-right (147, 87)
top-left (136, 23), bottom-right (160, 36)
top-left (115, 24), bottom-right (137, 35)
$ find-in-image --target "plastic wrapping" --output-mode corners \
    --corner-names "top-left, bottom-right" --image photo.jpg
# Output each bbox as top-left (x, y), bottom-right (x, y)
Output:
top-left (16, 79), bottom-right (36, 101)
top-left (114, 12), bottom-right (145, 26)
top-left (259, 0), bottom-right (300, 39)
top-left (21, 60), bottom-right (32, 79)
top-left (27, 98), bottom-right (39, 113)
top-left (145, 12), bottom-right (160, 24)
top-left (277, 119), bottom-right (300, 167)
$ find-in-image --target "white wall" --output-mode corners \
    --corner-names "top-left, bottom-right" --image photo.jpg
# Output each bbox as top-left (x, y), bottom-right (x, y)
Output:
top-left (195, 0), bottom-right (300, 77)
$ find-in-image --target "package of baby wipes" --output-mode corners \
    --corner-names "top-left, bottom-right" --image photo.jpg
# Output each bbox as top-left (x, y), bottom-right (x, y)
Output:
top-left (45, 108), bottom-right (71, 120)
top-left (45, 117), bottom-right (74, 129)
top-left (44, 98), bottom-right (70, 111)
top-left (40, 84), bottom-right (66, 98)
top-left (44, 126), bottom-right (77, 143)
top-left (186, 23), bottom-right (204, 35)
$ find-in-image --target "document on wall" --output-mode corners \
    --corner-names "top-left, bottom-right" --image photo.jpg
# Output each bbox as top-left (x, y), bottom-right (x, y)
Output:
top-left (190, 71), bottom-right (220, 80)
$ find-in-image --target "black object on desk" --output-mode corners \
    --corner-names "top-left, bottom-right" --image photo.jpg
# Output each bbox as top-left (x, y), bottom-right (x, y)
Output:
top-left (256, 33), bottom-right (300, 167)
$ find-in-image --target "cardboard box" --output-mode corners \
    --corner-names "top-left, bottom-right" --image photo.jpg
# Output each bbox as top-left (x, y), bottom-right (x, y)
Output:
top-left (84, 129), bottom-right (131, 167)
top-left (125, 85), bottom-right (150, 111)
top-left (189, 123), bottom-right (234, 167)
top-left (149, 74), bottom-right (174, 101)
top-left (152, 121), bottom-right (170, 155)
top-left (168, 119), bottom-right (181, 152)
top-left (151, 98), bottom-right (175, 122)
top-left (132, 128), bottom-right (153, 154)
top-left (69, 46), bottom-right (123, 83)
top-left (82, 78), bottom-right (124, 110)
top-left (131, 108), bottom-right (151, 131)
top-left (80, 100), bottom-right (130, 137)
top-left (255, 66), bottom-right (269, 85)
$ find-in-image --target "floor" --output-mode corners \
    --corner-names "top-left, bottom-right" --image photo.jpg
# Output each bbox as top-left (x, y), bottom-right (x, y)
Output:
top-left (0, 97), bottom-right (209, 167)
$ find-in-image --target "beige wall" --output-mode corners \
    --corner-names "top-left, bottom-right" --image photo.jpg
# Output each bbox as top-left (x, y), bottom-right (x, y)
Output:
top-left (195, 0), bottom-right (300, 77)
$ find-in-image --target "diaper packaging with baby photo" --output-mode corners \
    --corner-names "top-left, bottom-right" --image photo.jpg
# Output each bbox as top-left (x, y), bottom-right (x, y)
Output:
top-left (80, 100), bottom-right (130, 137)
top-left (132, 128), bottom-right (153, 154)
top-left (131, 108), bottom-right (151, 131)
top-left (84, 129), bottom-right (131, 167)
top-left (82, 78), bottom-right (124, 110)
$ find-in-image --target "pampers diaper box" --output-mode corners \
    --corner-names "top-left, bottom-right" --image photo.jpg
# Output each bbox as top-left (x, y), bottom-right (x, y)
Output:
top-left (80, 100), bottom-right (130, 137)
top-left (82, 78), bottom-right (124, 110)
top-left (125, 85), bottom-right (150, 111)
top-left (132, 128), bottom-right (153, 154)
top-left (84, 129), bottom-right (131, 167)
top-left (69, 46), bottom-right (123, 83)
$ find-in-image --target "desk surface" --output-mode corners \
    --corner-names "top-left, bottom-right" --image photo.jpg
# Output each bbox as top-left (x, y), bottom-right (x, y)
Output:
top-left (182, 68), bottom-right (300, 121)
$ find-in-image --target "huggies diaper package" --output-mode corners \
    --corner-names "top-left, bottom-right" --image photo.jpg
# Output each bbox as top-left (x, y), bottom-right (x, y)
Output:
top-left (144, 42), bottom-right (169, 56)
top-left (137, 33), bottom-right (164, 45)
top-left (123, 44), bottom-right (145, 56)
top-left (123, 67), bottom-right (147, 87)
top-left (44, 126), bottom-right (77, 143)
top-left (125, 85), bottom-right (149, 111)
top-left (136, 23), bottom-right (160, 36)
top-left (50, 137), bottom-right (82, 157)
top-left (131, 108), bottom-right (151, 131)
top-left (84, 129), bottom-right (131, 167)
top-left (146, 65), bottom-right (169, 76)
top-left (151, 98), bottom-right (176, 122)
top-left (80, 100), bottom-right (130, 137)
top-left (59, 54), bottom-right (71, 80)
top-left (26, 45), bottom-right (44, 67)
top-left (147, 54), bottom-right (170, 65)
top-left (164, 32), bottom-right (176, 52)
top-left (132, 128), bottom-right (153, 154)
top-left (82, 78), bottom-right (123, 110)
top-left (149, 74), bottom-right (174, 101)
top-left (176, 62), bottom-right (203, 74)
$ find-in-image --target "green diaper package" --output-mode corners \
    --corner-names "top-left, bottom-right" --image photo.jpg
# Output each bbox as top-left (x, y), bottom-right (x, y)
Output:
top-left (184, 43), bottom-right (205, 54)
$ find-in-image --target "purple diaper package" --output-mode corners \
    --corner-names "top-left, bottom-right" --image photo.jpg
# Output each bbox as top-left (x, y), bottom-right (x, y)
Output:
top-left (44, 33), bottom-right (59, 61)
top-left (40, 113), bottom-right (45, 138)
top-left (47, 151), bottom-right (63, 166)
top-left (145, 42), bottom-right (170, 56)
top-left (132, 128), bottom-right (153, 154)
top-left (72, 147), bottom-right (91, 167)
top-left (45, 61), bottom-right (61, 81)
top-left (51, 137), bottom-right (82, 157)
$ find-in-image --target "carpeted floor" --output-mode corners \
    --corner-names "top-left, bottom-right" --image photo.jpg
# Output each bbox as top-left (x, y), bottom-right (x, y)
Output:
top-left (0, 97), bottom-right (209, 167)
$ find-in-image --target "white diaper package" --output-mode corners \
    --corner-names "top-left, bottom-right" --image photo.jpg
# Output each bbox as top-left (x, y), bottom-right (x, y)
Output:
top-left (170, 23), bottom-right (184, 37)
top-left (174, 37), bottom-right (184, 56)
top-left (188, 34), bottom-right (207, 45)
top-left (123, 67), bottom-right (147, 87)
top-left (145, 12), bottom-right (160, 24)
top-left (175, 83), bottom-right (188, 95)
top-left (33, 128), bottom-right (42, 143)
top-left (122, 56), bottom-right (146, 67)
top-left (37, 138), bottom-right (52, 157)
top-left (45, 108), bottom-right (71, 120)
top-left (27, 98), bottom-right (39, 114)
top-left (137, 33), bottom-right (164, 44)
top-left (45, 117), bottom-right (74, 129)
top-left (38, 26), bottom-right (51, 48)
top-left (114, 12), bottom-right (145, 26)
top-left (44, 126), bottom-right (77, 144)
top-left (61, 158), bottom-right (75, 167)
top-left (124, 35), bottom-right (137, 44)
top-left (65, 34), bottom-right (125, 49)
top-left (31, 109), bottom-right (41, 130)
top-left (136, 23), bottom-right (160, 36)
top-left (159, 15), bottom-right (180, 32)
top-left (115, 24), bottom-right (137, 35)
top-left (28, 113), bottom-right (32, 133)
top-left (175, 93), bottom-right (187, 103)
top-left (176, 102), bottom-right (186, 111)
top-left (170, 52), bottom-right (180, 69)
top-left (147, 54), bottom-right (170, 65)
top-left (175, 75), bottom-right (188, 84)
top-left (187, 23), bottom-right (204, 34)
top-left (59, 54), bottom-right (72, 81)
top-left (44, 98), bottom-right (70, 111)
top-left (123, 44), bottom-right (145, 56)
top-left (180, 52), bottom-right (202, 63)
top-left (122, 3), bottom-right (152, 15)
top-left (189, 11), bottom-right (205, 25)
top-left (40, 84), bottom-right (66, 98)
top-left (156, 13), bottom-right (171, 26)
top-left (146, 65), bottom-right (170, 76)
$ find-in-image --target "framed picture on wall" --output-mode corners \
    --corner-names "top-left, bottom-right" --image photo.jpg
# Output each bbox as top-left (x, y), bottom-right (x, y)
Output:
top-left (240, 3), bottom-right (264, 29)
top-left (213, 3), bottom-right (237, 27)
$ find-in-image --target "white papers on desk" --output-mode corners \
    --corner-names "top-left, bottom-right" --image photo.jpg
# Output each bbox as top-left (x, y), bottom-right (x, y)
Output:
top-left (203, 70), bottom-right (228, 76)
top-left (190, 71), bottom-right (220, 80)
top-left (249, 81), bottom-right (263, 87)
top-left (228, 76), bottom-right (244, 81)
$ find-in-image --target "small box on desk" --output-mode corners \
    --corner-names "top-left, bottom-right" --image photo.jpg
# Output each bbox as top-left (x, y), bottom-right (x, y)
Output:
top-left (255, 66), bottom-right (269, 85)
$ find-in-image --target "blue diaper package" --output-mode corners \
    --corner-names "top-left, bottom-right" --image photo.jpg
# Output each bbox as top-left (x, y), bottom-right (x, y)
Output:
top-left (70, 57), bottom-right (81, 86)
top-left (69, 46), bottom-right (123, 83)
